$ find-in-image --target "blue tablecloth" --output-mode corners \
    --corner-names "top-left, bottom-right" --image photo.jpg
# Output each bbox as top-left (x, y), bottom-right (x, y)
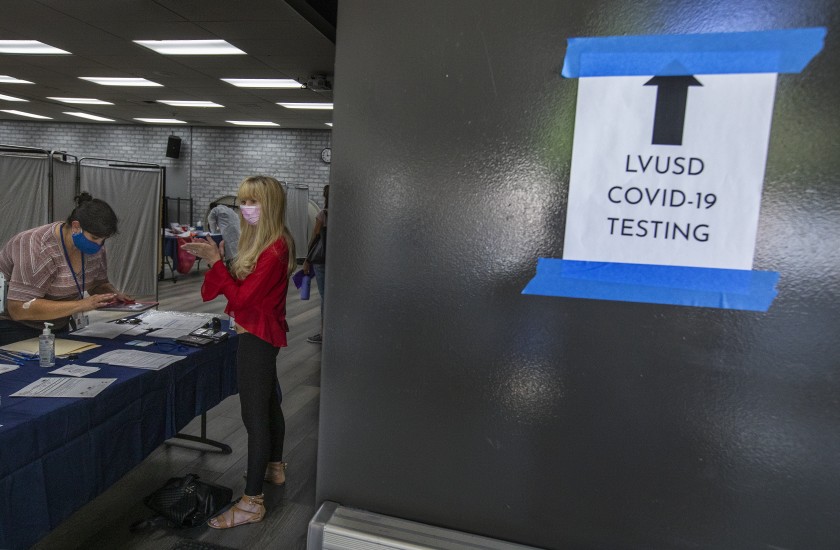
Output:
top-left (0, 329), bottom-right (238, 550)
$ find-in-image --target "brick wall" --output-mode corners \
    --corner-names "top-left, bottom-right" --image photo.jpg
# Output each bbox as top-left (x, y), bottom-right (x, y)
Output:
top-left (0, 121), bottom-right (332, 219)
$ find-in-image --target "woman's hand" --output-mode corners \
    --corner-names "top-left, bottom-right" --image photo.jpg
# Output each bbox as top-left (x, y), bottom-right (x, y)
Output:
top-left (7, 292), bottom-right (120, 321)
top-left (82, 293), bottom-right (117, 311)
top-left (89, 283), bottom-right (133, 305)
top-left (113, 291), bottom-right (134, 303)
top-left (303, 259), bottom-right (311, 275)
top-left (181, 236), bottom-right (223, 266)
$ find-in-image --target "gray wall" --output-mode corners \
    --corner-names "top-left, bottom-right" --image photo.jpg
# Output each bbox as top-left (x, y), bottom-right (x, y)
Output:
top-left (0, 121), bottom-right (331, 219)
top-left (318, 1), bottom-right (840, 549)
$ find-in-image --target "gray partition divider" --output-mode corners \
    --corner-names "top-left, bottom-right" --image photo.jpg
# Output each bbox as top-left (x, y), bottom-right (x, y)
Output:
top-left (79, 159), bottom-right (163, 299)
top-left (51, 153), bottom-right (78, 223)
top-left (0, 146), bottom-right (51, 248)
top-left (284, 183), bottom-right (310, 259)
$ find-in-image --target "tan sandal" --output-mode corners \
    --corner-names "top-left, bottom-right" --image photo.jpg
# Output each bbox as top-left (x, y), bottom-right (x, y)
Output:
top-left (264, 461), bottom-right (287, 485)
top-left (207, 494), bottom-right (265, 529)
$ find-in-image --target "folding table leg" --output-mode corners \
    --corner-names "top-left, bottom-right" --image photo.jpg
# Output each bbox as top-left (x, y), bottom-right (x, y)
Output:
top-left (167, 412), bottom-right (232, 454)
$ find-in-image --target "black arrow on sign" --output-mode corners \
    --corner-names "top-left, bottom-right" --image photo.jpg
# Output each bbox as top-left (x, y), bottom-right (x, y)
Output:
top-left (644, 75), bottom-right (702, 146)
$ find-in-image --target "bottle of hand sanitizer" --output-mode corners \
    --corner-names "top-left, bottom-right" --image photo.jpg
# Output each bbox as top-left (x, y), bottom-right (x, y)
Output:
top-left (39, 322), bottom-right (55, 368)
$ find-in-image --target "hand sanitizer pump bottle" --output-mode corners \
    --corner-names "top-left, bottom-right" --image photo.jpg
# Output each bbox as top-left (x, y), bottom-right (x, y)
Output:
top-left (39, 322), bottom-right (55, 367)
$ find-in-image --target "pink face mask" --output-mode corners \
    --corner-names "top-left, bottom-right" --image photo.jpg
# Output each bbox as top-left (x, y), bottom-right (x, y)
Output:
top-left (240, 204), bottom-right (261, 225)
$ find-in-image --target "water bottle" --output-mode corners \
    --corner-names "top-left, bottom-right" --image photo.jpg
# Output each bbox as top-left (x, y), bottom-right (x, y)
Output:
top-left (39, 322), bottom-right (55, 368)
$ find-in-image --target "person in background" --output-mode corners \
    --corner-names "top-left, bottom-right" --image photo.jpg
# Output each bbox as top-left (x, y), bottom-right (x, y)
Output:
top-left (207, 201), bottom-right (240, 261)
top-left (303, 184), bottom-right (328, 344)
top-left (182, 176), bottom-right (295, 529)
top-left (0, 192), bottom-right (132, 345)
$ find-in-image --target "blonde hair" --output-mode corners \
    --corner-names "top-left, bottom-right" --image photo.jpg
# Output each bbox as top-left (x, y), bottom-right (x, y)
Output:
top-left (231, 175), bottom-right (296, 279)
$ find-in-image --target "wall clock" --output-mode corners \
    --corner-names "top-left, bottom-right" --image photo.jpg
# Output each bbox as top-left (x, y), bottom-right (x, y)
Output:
top-left (321, 147), bottom-right (332, 163)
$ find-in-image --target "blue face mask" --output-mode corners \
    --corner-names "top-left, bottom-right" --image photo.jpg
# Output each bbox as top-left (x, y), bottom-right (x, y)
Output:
top-left (72, 230), bottom-right (103, 255)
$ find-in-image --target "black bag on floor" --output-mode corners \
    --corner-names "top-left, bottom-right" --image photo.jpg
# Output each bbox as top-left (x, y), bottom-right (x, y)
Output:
top-left (141, 474), bottom-right (232, 528)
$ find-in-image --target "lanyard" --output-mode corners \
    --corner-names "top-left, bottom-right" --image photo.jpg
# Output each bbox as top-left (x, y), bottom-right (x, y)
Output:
top-left (59, 223), bottom-right (85, 299)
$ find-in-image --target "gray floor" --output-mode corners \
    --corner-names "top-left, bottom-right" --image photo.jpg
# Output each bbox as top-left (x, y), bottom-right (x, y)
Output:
top-left (33, 267), bottom-right (323, 550)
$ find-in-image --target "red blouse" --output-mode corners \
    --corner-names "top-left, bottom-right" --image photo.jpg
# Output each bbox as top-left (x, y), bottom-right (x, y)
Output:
top-left (201, 238), bottom-right (290, 347)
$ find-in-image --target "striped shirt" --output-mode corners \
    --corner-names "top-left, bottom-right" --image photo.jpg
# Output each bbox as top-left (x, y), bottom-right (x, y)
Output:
top-left (0, 222), bottom-right (109, 329)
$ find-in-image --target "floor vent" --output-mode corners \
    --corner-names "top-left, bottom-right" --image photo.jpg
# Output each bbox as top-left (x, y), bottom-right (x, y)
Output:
top-left (307, 502), bottom-right (543, 550)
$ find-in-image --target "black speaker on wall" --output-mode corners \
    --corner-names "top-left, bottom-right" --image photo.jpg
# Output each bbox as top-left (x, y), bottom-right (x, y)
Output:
top-left (165, 135), bottom-right (181, 159)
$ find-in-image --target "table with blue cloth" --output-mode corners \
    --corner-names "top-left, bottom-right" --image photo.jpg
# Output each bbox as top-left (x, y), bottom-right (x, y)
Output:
top-left (162, 233), bottom-right (223, 280)
top-left (0, 326), bottom-right (238, 550)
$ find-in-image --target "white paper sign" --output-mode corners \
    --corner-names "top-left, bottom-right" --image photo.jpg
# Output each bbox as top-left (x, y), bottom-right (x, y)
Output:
top-left (563, 73), bottom-right (777, 270)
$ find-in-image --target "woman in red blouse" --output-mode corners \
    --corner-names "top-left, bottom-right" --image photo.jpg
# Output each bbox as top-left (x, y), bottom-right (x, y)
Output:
top-left (182, 175), bottom-right (296, 529)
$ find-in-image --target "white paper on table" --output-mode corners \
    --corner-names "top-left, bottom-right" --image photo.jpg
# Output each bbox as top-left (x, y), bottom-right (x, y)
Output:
top-left (0, 364), bottom-right (20, 374)
top-left (49, 364), bottom-right (101, 377)
top-left (125, 340), bottom-right (153, 347)
top-left (86, 349), bottom-right (182, 370)
top-left (71, 322), bottom-right (136, 339)
top-left (145, 327), bottom-right (194, 339)
top-left (124, 325), bottom-right (153, 336)
top-left (11, 377), bottom-right (116, 398)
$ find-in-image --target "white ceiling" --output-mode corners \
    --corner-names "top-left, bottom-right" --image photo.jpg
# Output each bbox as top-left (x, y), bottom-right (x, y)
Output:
top-left (0, 0), bottom-right (336, 129)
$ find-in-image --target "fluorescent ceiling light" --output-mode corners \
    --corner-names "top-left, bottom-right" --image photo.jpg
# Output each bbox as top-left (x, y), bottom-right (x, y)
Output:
top-left (158, 100), bottom-right (223, 108)
top-left (0, 40), bottom-right (70, 54)
top-left (48, 97), bottom-right (113, 105)
top-left (135, 40), bottom-right (245, 55)
top-left (325, 122), bottom-right (333, 127)
top-left (134, 118), bottom-right (187, 124)
top-left (0, 75), bottom-right (33, 84)
top-left (222, 78), bottom-right (303, 89)
top-left (226, 120), bottom-right (279, 126)
top-left (0, 94), bottom-right (27, 102)
top-left (278, 102), bottom-right (333, 110)
top-left (64, 112), bottom-right (114, 122)
top-left (80, 77), bottom-right (162, 87)
top-left (1, 109), bottom-right (51, 119)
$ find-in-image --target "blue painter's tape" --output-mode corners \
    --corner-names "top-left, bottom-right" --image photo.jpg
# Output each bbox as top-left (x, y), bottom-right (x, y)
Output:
top-left (522, 259), bottom-right (779, 311)
top-left (562, 27), bottom-right (826, 78)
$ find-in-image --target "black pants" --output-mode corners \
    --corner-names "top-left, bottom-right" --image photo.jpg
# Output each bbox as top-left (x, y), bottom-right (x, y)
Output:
top-left (237, 333), bottom-right (285, 495)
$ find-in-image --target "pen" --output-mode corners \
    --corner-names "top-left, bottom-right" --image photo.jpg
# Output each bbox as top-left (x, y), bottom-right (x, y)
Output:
top-left (0, 352), bottom-right (25, 365)
top-left (0, 349), bottom-right (34, 359)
